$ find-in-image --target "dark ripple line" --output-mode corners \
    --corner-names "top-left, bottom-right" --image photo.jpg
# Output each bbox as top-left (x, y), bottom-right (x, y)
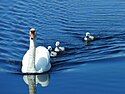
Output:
top-left (0, 22), bottom-right (12, 29)
top-left (7, 11), bottom-right (28, 18)
top-left (0, 58), bottom-right (21, 73)
top-left (9, 7), bottom-right (27, 14)
top-left (51, 48), bottom-right (120, 71)
top-left (13, 1), bottom-right (28, 7)
top-left (0, 32), bottom-right (11, 40)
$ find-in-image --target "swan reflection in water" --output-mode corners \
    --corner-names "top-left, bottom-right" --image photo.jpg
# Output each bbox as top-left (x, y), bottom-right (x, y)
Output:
top-left (23, 73), bottom-right (50, 94)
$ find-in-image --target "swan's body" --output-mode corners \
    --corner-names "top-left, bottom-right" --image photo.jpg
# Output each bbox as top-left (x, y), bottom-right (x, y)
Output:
top-left (54, 41), bottom-right (65, 52)
top-left (84, 32), bottom-right (95, 42)
top-left (22, 28), bottom-right (51, 73)
top-left (48, 46), bottom-right (57, 57)
top-left (22, 46), bottom-right (51, 73)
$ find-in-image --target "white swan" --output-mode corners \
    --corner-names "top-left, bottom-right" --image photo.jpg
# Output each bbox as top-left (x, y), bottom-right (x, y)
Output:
top-left (47, 46), bottom-right (57, 57)
top-left (84, 32), bottom-right (95, 41)
top-left (54, 41), bottom-right (65, 52)
top-left (22, 28), bottom-right (51, 73)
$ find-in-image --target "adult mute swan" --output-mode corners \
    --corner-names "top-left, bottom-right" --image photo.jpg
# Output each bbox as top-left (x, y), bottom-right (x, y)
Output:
top-left (22, 28), bottom-right (51, 73)
top-left (84, 32), bottom-right (95, 42)
top-left (54, 41), bottom-right (65, 52)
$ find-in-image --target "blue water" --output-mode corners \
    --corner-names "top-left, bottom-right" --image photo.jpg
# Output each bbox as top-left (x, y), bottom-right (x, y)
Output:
top-left (0, 0), bottom-right (125, 94)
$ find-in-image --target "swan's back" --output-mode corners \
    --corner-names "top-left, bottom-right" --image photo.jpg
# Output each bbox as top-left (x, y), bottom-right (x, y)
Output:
top-left (35, 46), bottom-right (51, 73)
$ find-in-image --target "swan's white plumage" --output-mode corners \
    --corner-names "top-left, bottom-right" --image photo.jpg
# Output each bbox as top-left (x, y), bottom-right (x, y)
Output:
top-left (22, 28), bottom-right (51, 73)
top-left (22, 46), bottom-right (51, 73)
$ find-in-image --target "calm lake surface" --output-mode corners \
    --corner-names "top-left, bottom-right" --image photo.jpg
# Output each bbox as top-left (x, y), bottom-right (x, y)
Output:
top-left (0, 0), bottom-right (125, 94)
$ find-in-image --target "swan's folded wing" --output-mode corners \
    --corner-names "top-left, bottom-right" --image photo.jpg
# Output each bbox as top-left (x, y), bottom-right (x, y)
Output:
top-left (35, 46), bottom-right (51, 72)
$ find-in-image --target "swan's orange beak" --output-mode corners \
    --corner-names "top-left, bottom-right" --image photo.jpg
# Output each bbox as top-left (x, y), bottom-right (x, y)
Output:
top-left (30, 28), bottom-right (36, 40)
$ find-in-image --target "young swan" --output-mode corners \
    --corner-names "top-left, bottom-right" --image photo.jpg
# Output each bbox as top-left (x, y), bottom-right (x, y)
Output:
top-left (48, 46), bottom-right (57, 57)
top-left (54, 41), bottom-right (65, 52)
top-left (84, 32), bottom-right (95, 42)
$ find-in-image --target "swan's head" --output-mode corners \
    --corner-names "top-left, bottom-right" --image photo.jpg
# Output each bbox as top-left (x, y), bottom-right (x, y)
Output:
top-left (30, 28), bottom-right (36, 40)
top-left (86, 32), bottom-right (90, 37)
top-left (55, 41), bottom-right (60, 47)
top-left (48, 46), bottom-right (52, 51)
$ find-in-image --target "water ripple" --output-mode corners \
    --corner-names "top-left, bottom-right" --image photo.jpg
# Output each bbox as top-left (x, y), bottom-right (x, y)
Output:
top-left (0, 0), bottom-right (125, 74)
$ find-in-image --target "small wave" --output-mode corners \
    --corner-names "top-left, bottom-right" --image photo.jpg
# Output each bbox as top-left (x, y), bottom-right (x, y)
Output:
top-left (0, 59), bottom-right (21, 74)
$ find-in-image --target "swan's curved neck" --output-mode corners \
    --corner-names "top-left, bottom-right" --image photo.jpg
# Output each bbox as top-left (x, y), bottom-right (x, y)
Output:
top-left (30, 39), bottom-right (36, 49)
top-left (28, 38), bottom-right (36, 72)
